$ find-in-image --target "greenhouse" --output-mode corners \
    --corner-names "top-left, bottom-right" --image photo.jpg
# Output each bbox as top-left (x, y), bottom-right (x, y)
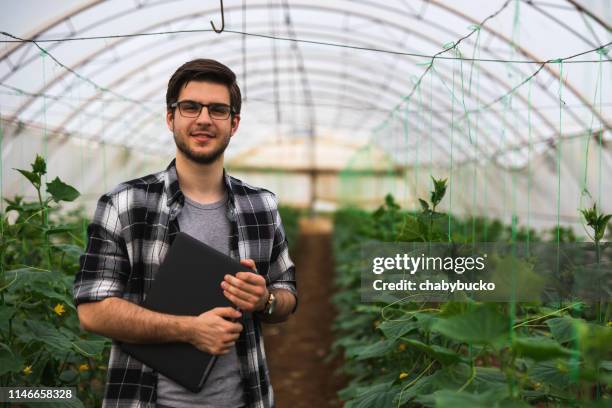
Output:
top-left (1, 0), bottom-right (611, 407)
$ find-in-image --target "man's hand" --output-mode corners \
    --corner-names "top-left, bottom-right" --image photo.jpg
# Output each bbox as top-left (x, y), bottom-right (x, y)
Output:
top-left (188, 307), bottom-right (243, 355)
top-left (221, 259), bottom-right (269, 312)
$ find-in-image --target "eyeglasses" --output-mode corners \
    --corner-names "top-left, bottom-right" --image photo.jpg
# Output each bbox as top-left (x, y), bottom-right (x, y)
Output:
top-left (171, 100), bottom-right (234, 120)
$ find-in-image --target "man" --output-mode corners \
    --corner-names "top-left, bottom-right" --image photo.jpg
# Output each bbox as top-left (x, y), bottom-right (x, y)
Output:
top-left (74, 59), bottom-right (297, 408)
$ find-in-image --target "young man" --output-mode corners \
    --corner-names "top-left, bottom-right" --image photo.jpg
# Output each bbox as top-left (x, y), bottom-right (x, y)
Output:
top-left (74, 59), bottom-right (297, 408)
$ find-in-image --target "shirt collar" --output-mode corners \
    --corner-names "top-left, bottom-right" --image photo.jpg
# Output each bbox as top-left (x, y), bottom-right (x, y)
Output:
top-left (164, 158), bottom-right (235, 207)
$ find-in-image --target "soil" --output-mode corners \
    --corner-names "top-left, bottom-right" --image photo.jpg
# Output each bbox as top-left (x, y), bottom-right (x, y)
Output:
top-left (263, 217), bottom-right (347, 408)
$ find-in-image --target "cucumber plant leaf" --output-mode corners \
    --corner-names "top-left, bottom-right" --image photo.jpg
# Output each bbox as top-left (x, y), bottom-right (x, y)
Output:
top-left (345, 381), bottom-right (400, 408)
top-left (46, 177), bottom-right (80, 202)
top-left (352, 339), bottom-right (396, 360)
top-left (378, 319), bottom-right (418, 340)
top-left (0, 348), bottom-right (24, 376)
top-left (546, 316), bottom-right (582, 344)
top-left (512, 337), bottom-right (578, 361)
top-left (530, 360), bottom-right (570, 388)
top-left (401, 338), bottom-right (464, 365)
top-left (431, 305), bottom-right (509, 346)
top-left (15, 169), bottom-right (40, 188)
top-left (419, 198), bottom-right (430, 212)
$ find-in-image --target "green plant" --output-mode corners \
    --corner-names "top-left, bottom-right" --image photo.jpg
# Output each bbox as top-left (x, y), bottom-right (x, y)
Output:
top-left (332, 179), bottom-right (612, 407)
top-left (579, 200), bottom-right (612, 337)
top-left (580, 203), bottom-right (611, 257)
top-left (418, 176), bottom-right (447, 215)
top-left (1, 155), bottom-right (109, 407)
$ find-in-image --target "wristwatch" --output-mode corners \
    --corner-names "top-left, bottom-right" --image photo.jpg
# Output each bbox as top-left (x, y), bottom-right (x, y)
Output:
top-left (262, 291), bottom-right (277, 315)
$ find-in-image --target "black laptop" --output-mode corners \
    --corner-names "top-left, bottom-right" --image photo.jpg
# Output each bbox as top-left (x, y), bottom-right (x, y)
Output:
top-left (120, 232), bottom-right (253, 392)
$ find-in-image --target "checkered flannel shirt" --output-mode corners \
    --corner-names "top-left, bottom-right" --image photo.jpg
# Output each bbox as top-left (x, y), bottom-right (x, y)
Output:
top-left (73, 159), bottom-right (297, 408)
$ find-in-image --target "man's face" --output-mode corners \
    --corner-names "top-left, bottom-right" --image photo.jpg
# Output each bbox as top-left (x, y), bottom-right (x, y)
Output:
top-left (166, 80), bottom-right (240, 165)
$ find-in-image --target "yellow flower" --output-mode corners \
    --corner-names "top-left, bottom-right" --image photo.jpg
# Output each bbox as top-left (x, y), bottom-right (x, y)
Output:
top-left (399, 372), bottom-right (409, 380)
top-left (53, 303), bottom-right (66, 316)
top-left (398, 343), bottom-right (407, 352)
top-left (78, 364), bottom-right (89, 372)
top-left (23, 365), bottom-right (32, 375)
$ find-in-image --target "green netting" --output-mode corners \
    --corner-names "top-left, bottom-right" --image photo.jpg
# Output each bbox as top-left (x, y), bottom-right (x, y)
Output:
top-left (336, 4), bottom-right (610, 406)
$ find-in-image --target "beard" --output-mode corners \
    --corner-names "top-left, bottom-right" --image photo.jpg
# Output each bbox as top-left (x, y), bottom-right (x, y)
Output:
top-left (173, 128), bottom-right (231, 165)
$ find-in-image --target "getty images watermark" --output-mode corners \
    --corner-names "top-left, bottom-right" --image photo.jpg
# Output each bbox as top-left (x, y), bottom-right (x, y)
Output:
top-left (361, 243), bottom-right (611, 303)
top-left (372, 252), bottom-right (493, 292)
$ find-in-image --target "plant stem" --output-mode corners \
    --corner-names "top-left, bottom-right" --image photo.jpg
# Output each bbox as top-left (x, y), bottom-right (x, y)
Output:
top-left (512, 302), bottom-right (582, 328)
top-left (36, 186), bottom-right (52, 269)
top-left (594, 238), bottom-right (602, 399)
top-left (429, 211), bottom-right (434, 239)
top-left (57, 351), bottom-right (72, 386)
top-left (36, 188), bottom-right (44, 226)
top-left (396, 360), bottom-right (435, 408)
top-left (457, 361), bottom-right (476, 392)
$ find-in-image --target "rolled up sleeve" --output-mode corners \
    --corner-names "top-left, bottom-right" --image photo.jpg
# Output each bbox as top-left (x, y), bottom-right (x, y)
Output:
top-left (73, 194), bottom-right (130, 306)
top-left (266, 205), bottom-right (298, 313)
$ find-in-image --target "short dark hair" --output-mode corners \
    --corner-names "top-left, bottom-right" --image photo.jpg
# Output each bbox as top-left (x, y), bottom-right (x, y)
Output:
top-left (166, 59), bottom-right (242, 115)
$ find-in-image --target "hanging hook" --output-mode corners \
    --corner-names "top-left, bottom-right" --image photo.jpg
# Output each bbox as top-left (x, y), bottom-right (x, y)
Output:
top-left (210, 0), bottom-right (225, 33)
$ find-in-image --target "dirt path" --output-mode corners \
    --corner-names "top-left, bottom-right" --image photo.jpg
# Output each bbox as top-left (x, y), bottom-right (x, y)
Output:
top-left (263, 217), bottom-right (347, 407)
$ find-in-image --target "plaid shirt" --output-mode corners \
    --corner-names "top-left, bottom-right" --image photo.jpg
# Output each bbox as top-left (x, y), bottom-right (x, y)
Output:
top-left (73, 159), bottom-right (297, 408)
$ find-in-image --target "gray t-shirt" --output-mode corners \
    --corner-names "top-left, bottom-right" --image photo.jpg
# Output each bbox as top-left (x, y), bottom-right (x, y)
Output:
top-left (156, 192), bottom-right (246, 408)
